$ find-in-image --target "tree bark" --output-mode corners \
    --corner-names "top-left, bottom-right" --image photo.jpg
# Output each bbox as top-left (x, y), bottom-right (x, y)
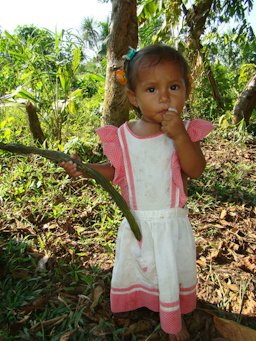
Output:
top-left (184, 0), bottom-right (213, 45)
top-left (183, 0), bottom-right (224, 110)
top-left (102, 0), bottom-right (138, 126)
top-left (26, 101), bottom-right (46, 145)
top-left (232, 72), bottom-right (256, 125)
top-left (200, 49), bottom-right (225, 110)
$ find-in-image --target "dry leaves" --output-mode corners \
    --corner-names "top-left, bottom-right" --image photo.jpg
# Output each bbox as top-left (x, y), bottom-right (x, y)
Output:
top-left (213, 316), bottom-right (256, 341)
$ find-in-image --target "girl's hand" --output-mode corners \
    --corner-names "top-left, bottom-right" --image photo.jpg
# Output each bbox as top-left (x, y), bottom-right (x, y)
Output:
top-left (59, 155), bottom-right (83, 177)
top-left (161, 111), bottom-right (186, 140)
top-left (162, 113), bottom-right (206, 178)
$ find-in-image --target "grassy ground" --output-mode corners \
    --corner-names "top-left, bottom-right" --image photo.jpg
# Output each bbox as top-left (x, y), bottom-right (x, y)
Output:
top-left (0, 127), bottom-right (255, 340)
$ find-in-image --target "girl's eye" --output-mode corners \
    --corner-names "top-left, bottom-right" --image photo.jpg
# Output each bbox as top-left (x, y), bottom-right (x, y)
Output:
top-left (170, 84), bottom-right (179, 90)
top-left (146, 87), bottom-right (155, 93)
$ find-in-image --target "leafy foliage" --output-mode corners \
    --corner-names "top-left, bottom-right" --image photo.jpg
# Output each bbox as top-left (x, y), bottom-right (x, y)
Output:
top-left (0, 26), bottom-right (107, 143)
top-left (80, 16), bottom-right (110, 56)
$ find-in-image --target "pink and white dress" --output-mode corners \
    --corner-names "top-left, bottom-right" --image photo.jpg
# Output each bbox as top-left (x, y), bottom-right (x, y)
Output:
top-left (96, 119), bottom-right (213, 334)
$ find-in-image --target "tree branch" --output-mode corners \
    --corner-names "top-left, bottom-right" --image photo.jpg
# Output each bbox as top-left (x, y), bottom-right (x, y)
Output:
top-left (0, 142), bottom-right (142, 241)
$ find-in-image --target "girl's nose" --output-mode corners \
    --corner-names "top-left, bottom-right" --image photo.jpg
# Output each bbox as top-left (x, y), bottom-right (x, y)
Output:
top-left (159, 90), bottom-right (169, 103)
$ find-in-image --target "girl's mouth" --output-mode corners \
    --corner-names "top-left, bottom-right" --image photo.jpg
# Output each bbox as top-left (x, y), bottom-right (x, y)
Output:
top-left (158, 107), bottom-right (178, 117)
top-left (159, 110), bottom-right (167, 117)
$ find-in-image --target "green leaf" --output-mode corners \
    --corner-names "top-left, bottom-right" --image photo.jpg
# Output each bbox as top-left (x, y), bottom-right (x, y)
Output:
top-left (37, 235), bottom-right (45, 250)
top-left (224, 34), bottom-right (229, 45)
top-left (138, 0), bottom-right (159, 21)
top-left (4, 128), bottom-right (11, 141)
top-left (72, 47), bottom-right (81, 73)
top-left (16, 88), bottom-right (39, 103)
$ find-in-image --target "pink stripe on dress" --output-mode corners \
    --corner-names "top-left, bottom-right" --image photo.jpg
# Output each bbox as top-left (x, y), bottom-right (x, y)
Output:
top-left (111, 283), bottom-right (159, 293)
top-left (180, 285), bottom-right (197, 314)
top-left (171, 177), bottom-right (177, 207)
top-left (119, 125), bottom-right (138, 210)
top-left (170, 152), bottom-right (178, 207)
top-left (111, 289), bottom-right (183, 334)
top-left (160, 300), bottom-right (180, 308)
top-left (111, 289), bottom-right (159, 312)
top-left (160, 308), bottom-right (181, 334)
top-left (111, 283), bottom-right (196, 333)
top-left (180, 284), bottom-right (196, 293)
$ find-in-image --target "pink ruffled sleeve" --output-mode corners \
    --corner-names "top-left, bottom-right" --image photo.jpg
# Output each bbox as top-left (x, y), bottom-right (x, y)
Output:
top-left (187, 119), bottom-right (214, 142)
top-left (96, 125), bottom-right (125, 185)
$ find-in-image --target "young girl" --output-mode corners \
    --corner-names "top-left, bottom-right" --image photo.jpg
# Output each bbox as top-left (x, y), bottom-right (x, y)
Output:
top-left (60, 44), bottom-right (213, 341)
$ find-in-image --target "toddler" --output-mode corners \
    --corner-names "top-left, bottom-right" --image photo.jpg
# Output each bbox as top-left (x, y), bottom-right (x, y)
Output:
top-left (60, 44), bottom-right (213, 341)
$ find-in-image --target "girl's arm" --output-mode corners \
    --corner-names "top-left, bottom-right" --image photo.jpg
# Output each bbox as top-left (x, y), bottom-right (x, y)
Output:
top-left (173, 136), bottom-right (205, 179)
top-left (59, 160), bottom-right (115, 181)
top-left (162, 112), bottom-right (206, 178)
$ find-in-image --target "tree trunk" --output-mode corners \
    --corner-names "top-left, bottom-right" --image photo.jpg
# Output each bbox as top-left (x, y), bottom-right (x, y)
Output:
top-left (102, 0), bottom-right (138, 126)
top-left (199, 49), bottom-right (225, 110)
top-left (26, 101), bottom-right (46, 145)
top-left (232, 72), bottom-right (256, 125)
top-left (183, 0), bottom-right (224, 110)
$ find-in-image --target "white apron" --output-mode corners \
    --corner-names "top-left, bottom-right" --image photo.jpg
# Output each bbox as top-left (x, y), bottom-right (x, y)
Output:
top-left (96, 120), bottom-right (213, 334)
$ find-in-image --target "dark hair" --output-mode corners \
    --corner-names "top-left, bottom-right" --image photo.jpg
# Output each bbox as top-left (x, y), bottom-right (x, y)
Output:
top-left (125, 44), bottom-right (190, 93)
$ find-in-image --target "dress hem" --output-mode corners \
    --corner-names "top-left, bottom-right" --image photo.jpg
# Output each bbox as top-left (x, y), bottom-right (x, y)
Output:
top-left (111, 285), bottom-right (196, 334)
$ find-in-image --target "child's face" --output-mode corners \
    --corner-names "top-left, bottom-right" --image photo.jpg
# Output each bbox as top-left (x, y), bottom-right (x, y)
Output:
top-left (127, 61), bottom-right (187, 124)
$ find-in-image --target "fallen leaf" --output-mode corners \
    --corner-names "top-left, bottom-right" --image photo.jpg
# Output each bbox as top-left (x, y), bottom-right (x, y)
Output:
top-left (21, 295), bottom-right (49, 314)
top-left (15, 219), bottom-right (36, 235)
top-left (60, 331), bottom-right (74, 341)
top-left (197, 256), bottom-right (207, 267)
top-left (210, 249), bottom-right (220, 260)
top-left (90, 283), bottom-right (104, 310)
top-left (220, 220), bottom-right (233, 227)
top-left (124, 320), bottom-right (152, 336)
top-left (214, 316), bottom-right (256, 341)
top-left (226, 283), bottom-right (239, 292)
top-left (11, 270), bottom-right (30, 279)
top-left (238, 256), bottom-right (256, 274)
top-left (30, 314), bottom-right (67, 333)
top-left (220, 210), bottom-right (227, 219)
top-left (36, 254), bottom-right (49, 272)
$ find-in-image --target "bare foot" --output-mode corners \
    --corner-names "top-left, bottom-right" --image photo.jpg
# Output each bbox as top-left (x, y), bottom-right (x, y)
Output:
top-left (168, 319), bottom-right (190, 341)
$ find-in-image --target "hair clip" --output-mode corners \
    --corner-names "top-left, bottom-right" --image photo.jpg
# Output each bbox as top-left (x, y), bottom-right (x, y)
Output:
top-left (123, 47), bottom-right (136, 61)
top-left (115, 69), bottom-right (127, 85)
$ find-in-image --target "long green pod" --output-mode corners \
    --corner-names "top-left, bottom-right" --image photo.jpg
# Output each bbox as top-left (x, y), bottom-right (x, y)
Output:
top-left (0, 142), bottom-right (142, 240)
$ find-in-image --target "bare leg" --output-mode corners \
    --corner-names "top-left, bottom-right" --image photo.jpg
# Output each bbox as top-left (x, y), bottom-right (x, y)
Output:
top-left (168, 318), bottom-right (190, 341)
